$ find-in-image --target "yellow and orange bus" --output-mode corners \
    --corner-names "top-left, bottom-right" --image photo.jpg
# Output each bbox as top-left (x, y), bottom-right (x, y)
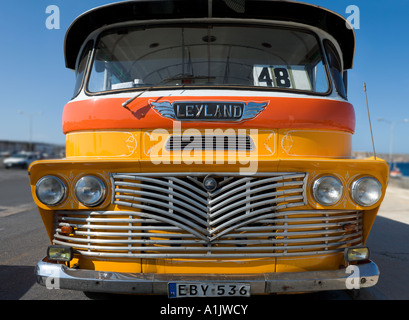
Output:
top-left (30, 0), bottom-right (389, 297)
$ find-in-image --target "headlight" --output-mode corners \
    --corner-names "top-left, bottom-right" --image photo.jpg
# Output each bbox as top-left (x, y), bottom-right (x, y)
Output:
top-left (36, 176), bottom-right (67, 206)
top-left (312, 176), bottom-right (343, 206)
top-left (75, 175), bottom-right (106, 207)
top-left (351, 177), bottom-right (382, 207)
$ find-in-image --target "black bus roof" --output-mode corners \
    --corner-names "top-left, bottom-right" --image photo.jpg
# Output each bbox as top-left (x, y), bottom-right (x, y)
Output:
top-left (64, 0), bottom-right (356, 70)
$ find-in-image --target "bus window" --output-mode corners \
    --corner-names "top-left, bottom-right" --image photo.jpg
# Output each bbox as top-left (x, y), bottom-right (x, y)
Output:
top-left (324, 40), bottom-right (347, 99)
top-left (73, 41), bottom-right (93, 98)
top-left (87, 25), bottom-right (330, 95)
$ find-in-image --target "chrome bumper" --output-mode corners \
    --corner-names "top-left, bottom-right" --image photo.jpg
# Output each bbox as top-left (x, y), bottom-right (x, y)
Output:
top-left (35, 257), bottom-right (379, 294)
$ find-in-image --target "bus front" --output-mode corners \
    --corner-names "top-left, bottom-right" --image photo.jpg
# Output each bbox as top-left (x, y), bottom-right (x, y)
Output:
top-left (31, 0), bottom-right (389, 297)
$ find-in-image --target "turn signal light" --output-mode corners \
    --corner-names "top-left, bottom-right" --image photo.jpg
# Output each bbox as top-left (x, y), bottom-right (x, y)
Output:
top-left (60, 226), bottom-right (74, 235)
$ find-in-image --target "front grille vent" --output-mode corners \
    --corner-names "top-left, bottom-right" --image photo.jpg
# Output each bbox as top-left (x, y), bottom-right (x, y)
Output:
top-left (52, 172), bottom-right (363, 259)
top-left (165, 135), bottom-right (254, 151)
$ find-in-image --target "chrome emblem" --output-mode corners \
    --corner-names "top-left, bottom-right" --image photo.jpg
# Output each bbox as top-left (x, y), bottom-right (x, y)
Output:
top-left (203, 176), bottom-right (218, 192)
top-left (151, 101), bottom-right (267, 121)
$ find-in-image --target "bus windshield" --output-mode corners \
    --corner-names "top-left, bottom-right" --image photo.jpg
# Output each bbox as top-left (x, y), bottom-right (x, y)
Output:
top-left (88, 24), bottom-right (330, 94)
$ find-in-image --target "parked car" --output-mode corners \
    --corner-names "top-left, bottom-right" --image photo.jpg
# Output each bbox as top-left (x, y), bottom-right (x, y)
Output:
top-left (3, 152), bottom-right (37, 169)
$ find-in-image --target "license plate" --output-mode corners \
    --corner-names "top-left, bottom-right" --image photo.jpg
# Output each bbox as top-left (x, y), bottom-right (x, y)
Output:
top-left (168, 282), bottom-right (250, 298)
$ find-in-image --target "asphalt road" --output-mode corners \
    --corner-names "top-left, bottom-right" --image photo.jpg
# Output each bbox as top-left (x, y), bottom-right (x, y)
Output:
top-left (1, 167), bottom-right (408, 303)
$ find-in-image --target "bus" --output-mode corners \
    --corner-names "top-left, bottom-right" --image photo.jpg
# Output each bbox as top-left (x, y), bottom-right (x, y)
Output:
top-left (31, 0), bottom-right (389, 297)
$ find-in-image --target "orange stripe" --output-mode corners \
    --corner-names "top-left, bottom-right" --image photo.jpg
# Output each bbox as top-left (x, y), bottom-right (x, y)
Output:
top-left (62, 96), bottom-right (355, 134)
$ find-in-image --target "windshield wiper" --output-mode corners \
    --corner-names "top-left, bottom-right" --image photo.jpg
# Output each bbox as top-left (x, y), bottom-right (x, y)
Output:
top-left (163, 74), bottom-right (216, 83)
top-left (122, 87), bottom-right (152, 110)
top-left (122, 74), bottom-right (216, 110)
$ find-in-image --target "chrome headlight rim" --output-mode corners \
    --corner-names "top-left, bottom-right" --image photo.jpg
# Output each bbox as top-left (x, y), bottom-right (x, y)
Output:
top-left (74, 175), bottom-right (106, 207)
top-left (312, 175), bottom-right (344, 206)
top-left (35, 175), bottom-right (67, 206)
top-left (351, 176), bottom-right (382, 207)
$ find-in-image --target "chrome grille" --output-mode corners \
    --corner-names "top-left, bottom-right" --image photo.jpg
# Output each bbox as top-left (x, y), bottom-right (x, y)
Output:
top-left (52, 172), bottom-right (363, 259)
top-left (165, 135), bottom-right (254, 151)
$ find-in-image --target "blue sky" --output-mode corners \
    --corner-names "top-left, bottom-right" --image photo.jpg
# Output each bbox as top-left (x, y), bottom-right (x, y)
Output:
top-left (0, 0), bottom-right (408, 155)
